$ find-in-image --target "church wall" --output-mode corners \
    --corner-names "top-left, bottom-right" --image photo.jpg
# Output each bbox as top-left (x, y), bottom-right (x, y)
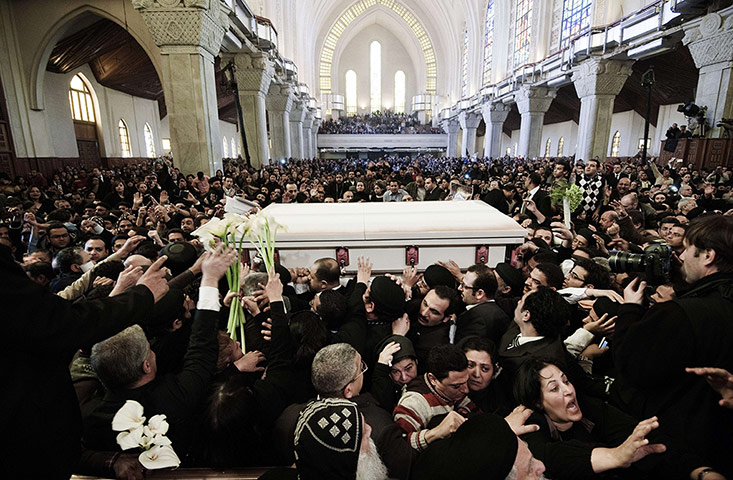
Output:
top-left (541, 121), bottom-right (579, 158)
top-left (608, 110), bottom-right (657, 158)
top-left (41, 64), bottom-right (163, 159)
top-left (336, 24), bottom-right (418, 115)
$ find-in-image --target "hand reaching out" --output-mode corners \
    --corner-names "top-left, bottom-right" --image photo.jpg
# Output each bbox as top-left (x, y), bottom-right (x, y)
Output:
top-left (378, 341), bottom-right (401, 366)
top-left (685, 367), bottom-right (733, 408)
top-left (504, 405), bottom-right (539, 436)
top-left (391, 313), bottom-right (410, 336)
top-left (234, 350), bottom-right (266, 373)
top-left (437, 260), bottom-right (462, 281)
top-left (357, 256), bottom-right (373, 285)
top-left (111, 264), bottom-right (144, 297)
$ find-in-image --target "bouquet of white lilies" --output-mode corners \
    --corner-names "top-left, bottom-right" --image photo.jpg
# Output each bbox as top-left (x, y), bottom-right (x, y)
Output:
top-left (191, 210), bottom-right (283, 350)
top-left (112, 400), bottom-right (180, 470)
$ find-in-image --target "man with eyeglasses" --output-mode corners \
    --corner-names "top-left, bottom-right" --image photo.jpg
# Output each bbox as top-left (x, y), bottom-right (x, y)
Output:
top-left (456, 264), bottom-right (510, 346)
top-left (46, 223), bottom-right (72, 255)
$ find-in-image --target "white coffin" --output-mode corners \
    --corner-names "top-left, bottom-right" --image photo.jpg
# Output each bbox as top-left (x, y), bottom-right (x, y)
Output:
top-left (257, 201), bottom-right (527, 274)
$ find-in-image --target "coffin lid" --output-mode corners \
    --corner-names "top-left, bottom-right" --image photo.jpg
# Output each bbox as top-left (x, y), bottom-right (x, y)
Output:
top-left (261, 201), bottom-right (526, 244)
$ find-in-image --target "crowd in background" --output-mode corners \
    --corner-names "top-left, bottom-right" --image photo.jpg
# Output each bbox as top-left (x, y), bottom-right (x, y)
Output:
top-left (319, 111), bottom-right (444, 134)
top-left (2, 150), bottom-right (733, 480)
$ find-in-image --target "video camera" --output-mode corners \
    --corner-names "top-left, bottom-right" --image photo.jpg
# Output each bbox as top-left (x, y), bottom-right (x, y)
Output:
top-left (608, 242), bottom-right (672, 285)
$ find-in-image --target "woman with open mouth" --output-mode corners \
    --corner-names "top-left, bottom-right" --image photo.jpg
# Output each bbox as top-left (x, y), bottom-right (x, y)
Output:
top-left (513, 359), bottom-right (718, 480)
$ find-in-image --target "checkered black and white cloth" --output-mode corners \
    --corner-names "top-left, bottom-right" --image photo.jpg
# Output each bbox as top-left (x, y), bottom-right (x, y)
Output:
top-left (577, 174), bottom-right (604, 214)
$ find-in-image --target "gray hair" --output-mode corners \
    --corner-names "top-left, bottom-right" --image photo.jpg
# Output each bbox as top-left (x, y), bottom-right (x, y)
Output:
top-left (242, 272), bottom-right (268, 296)
top-left (91, 324), bottom-right (149, 391)
top-left (311, 343), bottom-right (359, 397)
top-left (677, 197), bottom-right (695, 211)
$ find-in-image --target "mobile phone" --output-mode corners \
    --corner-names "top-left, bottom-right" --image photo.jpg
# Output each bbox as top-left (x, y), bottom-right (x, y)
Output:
top-left (598, 337), bottom-right (608, 349)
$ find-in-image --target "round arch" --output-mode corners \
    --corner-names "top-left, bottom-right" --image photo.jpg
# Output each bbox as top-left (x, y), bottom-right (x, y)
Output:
top-left (330, 8), bottom-right (424, 94)
top-left (28, 4), bottom-right (162, 111)
top-left (318, 0), bottom-right (437, 95)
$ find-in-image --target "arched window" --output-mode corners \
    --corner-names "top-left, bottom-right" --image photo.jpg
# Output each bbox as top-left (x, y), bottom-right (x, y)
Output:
top-left (557, 137), bottom-right (565, 156)
top-left (513, 143), bottom-right (518, 156)
top-left (560, 0), bottom-right (592, 48)
top-left (394, 71), bottom-right (406, 114)
top-left (118, 120), bottom-right (131, 157)
top-left (461, 27), bottom-right (470, 98)
top-left (144, 123), bottom-right (156, 158)
top-left (545, 138), bottom-right (552, 157)
top-left (223, 137), bottom-right (229, 158)
top-left (345, 70), bottom-right (358, 115)
top-left (370, 41), bottom-right (382, 113)
top-left (231, 138), bottom-right (236, 158)
top-left (611, 131), bottom-right (621, 157)
top-left (513, 0), bottom-right (532, 67)
top-left (69, 74), bottom-right (96, 123)
top-left (482, 0), bottom-right (495, 85)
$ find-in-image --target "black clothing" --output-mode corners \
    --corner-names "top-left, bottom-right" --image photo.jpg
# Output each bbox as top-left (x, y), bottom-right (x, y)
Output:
top-left (455, 301), bottom-right (510, 346)
top-left (83, 307), bottom-right (219, 456)
top-left (424, 186), bottom-right (444, 201)
top-left (482, 189), bottom-right (510, 214)
top-left (522, 395), bottom-right (702, 480)
top-left (613, 272), bottom-right (733, 477)
top-left (0, 244), bottom-right (155, 479)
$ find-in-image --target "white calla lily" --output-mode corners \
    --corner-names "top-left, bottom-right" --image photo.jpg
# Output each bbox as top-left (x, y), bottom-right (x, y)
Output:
top-left (151, 434), bottom-right (172, 447)
top-left (112, 400), bottom-right (145, 431)
top-left (116, 425), bottom-right (144, 451)
top-left (192, 216), bottom-right (227, 238)
top-left (147, 414), bottom-right (169, 436)
top-left (138, 445), bottom-right (181, 470)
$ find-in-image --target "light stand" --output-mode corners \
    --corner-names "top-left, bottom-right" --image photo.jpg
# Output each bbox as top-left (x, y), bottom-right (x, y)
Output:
top-left (641, 67), bottom-right (655, 165)
top-left (222, 61), bottom-right (251, 168)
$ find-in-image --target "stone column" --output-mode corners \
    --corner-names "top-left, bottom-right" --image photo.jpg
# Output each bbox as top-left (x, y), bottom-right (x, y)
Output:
top-left (683, 6), bottom-right (733, 138)
top-left (572, 58), bottom-right (634, 162)
top-left (266, 84), bottom-right (294, 161)
top-left (311, 118), bottom-right (321, 158)
top-left (481, 102), bottom-right (511, 158)
top-left (230, 52), bottom-right (274, 168)
top-left (514, 86), bottom-right (556, 159)
top-left (132, 0), bottom-right (228, 175)
top-left (459, 112), bottom-right (482, 157)
top-left (302, 110), bottom-right (314, 160)
top-left (441, 120), bottom-right (460, 157)
top-left (289, 101), bottom-right (306, 158)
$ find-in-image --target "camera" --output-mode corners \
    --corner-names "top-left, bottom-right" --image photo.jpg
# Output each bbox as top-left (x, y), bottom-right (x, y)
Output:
top-left (608, 242), bottom-right (672, 285)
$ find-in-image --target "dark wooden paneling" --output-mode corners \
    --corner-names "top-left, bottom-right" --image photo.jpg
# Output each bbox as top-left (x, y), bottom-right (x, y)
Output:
top-left (0, 67), bottom-right (16, 178)
top-left (657, 138), bottom-right (733, 170)
top-left (73, 122), bottom-right (98, 141)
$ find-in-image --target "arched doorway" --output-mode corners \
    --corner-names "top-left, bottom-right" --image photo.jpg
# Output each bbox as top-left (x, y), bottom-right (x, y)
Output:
top-left (68, 73), bottom-right (100, 166)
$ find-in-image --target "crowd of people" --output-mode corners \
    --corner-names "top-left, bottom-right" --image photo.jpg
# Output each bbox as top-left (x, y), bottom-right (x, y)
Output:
top-left (319, 111), bottom-right (444, 134)
top-left (1, 150), bottom-right (732, 480)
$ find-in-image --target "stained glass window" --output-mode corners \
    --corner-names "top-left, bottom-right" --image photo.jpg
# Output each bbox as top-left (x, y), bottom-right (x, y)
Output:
top-left (557, 137), bottom-right (565, 156)
top-left (69, 74), bottom-right (95, 123)
top-left (545, 138), bottom-right (552, 157)
top-left (144, 123), bottom-right (156, 158)
top-left (611, 131), bottom-right (621, 157)
top-left (370, 41), bottom-right (382, 113)
top-left (223, 137), bottom-right (229, 158)
top-left (482, 0), bottom-right (495, 85)
top-left (118, 120), bottom-right (131, 157)
top-left (345, 70), bottom-right (357, 115)
top-left (513, 0), bottom-right (532, 67)
top-left (560, 0), bottom-right (592, 48)
top-left (461, 27), bottom-right (470, 98)
top-left (394, 71), bottom-right (406, 114)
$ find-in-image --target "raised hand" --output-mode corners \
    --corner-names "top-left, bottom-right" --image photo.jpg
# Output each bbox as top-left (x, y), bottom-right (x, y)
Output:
top-left (378, 341), bottom-right (401, 366)
top-left (357, 256), bottom-right (373, 285)
top-left (234, 350), bottom-right (266, 373)
top-left (137, 255), bottom-right (170, 302)
top-left (504, 405), bottom-right (539, 436)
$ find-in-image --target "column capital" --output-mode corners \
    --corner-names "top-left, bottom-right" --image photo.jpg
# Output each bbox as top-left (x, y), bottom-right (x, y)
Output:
top-left (514, 86), bottom-right (557, 115)
top-left (683, 6), bottom-right (733, 70)
top-left (311, 116), bottom-right (321, 129)
top-left (480, 101), bottom-right (511, 124)
top-left (441, 119), bottom-right (460, 134)
top-left (231, 53), bottom-right (275, 95)
top-left (459, 111), bottom-right (482, 130)
top-left (290, 101), bottom-right (306, 122)
top-left (266, 84), bottom-right (295, 112)
top-left (571, 58), bottom-right (634, 98)
top-left (132, 0), bottom-right (228, 57)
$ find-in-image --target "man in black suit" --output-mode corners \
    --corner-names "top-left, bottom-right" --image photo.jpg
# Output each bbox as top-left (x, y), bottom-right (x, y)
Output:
top-left (0, 238), bottom-right (170, 479)
top-left (498, 286), bottom-right (570, 381)
top-left (482, 183), bottom-right (515, 215)
top-left (455, 264), bottom-right (510, 346)
top-left (522, 172), bottom-right (552, 225)
top-left (423, 176), bottom-right (445, 201)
